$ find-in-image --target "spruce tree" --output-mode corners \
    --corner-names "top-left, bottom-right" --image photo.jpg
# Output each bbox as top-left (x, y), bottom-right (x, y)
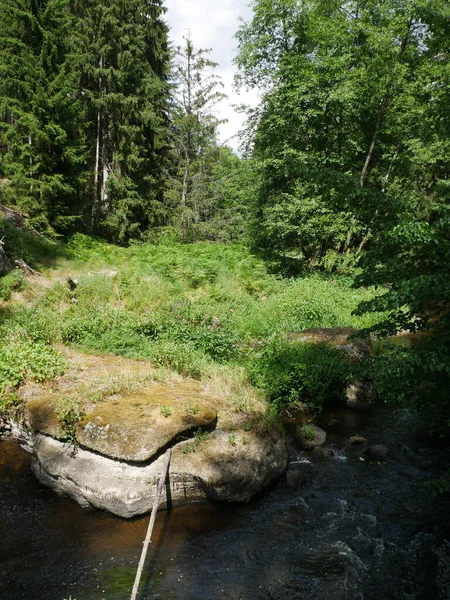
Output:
top-left (168, 33), bottom-right (226, 239)
top-left (0, 0), bottom-right (87, 233)
top-left (70, 0), bottom-right (171, 242)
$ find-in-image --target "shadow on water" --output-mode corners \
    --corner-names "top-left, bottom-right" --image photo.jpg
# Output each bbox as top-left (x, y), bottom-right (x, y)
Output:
top-left (1, 404), bottom-right (450, 600)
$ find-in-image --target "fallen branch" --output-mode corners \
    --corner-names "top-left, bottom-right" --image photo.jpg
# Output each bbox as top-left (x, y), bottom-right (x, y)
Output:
top-left (130, 449), bottom-right (172, 600)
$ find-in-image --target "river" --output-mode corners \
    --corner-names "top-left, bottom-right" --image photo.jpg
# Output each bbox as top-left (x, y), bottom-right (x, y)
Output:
top-left (1, 405), bottom-right (450, 600)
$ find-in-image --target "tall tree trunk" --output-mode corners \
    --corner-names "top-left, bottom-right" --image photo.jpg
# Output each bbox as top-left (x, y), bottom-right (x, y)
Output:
top-left (92, 109), bottom-right (101, 224)
top-left (100, 118), bottom-right (110, 211)
top-left (181, 152), bottom-right (189, 210)
top-left (359, 89), bottom-right (391, 187)
top-left (359, 21), bottom-right (412, 187)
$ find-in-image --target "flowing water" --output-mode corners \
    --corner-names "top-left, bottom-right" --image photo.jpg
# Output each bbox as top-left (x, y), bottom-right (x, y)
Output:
top-left (1, 406), bottom-right (450, 600)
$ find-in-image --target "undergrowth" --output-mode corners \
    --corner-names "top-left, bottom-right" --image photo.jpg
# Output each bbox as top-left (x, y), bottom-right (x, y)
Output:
top-left (0, 234), bottom-right (383, 413)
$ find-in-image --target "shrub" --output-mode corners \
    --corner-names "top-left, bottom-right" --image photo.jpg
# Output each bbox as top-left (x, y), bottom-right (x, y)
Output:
top-left (0, 269), bottom-right (23, 301)
top-left (249, 336), bottom-right (352, 412)
top-left (0, 340), bottom-right (65, 395)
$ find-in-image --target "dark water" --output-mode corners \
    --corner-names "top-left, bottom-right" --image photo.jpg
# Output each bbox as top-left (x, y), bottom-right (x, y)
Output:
top-left (1, 406), bottom-right (450, 600)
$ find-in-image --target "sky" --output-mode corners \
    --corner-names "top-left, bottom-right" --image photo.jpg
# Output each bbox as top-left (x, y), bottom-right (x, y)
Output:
top-left (164, 0), bottom-right (259, 151)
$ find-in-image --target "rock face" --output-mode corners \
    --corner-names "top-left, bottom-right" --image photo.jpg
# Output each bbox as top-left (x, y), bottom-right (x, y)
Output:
top-left (12, 425), bottom-right (287, 519)
top-left (289, 327), bottom-right (373, 362)
top-left (345, 380), bottom-right (376, 410)
top-left (0, 414), bottom-right (12, 436)
top-left (289, 327), bottom-right (375, 409)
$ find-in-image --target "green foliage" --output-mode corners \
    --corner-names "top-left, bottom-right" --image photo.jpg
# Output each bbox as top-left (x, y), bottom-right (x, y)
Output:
top-left (182, 427), bottom-right (209, 453)
top-left (424, 472), bottom-right (450, 497)
top-left (0, 239), bottom-right (380, 408)
top-left (160, 405), bottom-right (172, 418)
top-left (248, 337), bottom-right (352, 412)
top-left (227, 432), bottom-right (236, 446)
top-left (56, 396), bottom-right (84, 443)
top-left (0, 339), bottom-right (65, 396)
top-left (0, 269), bottom-right (23, 301)
top-left (356, 200), bottom-right (450, 433)
top-left (0, 392), bottom-right (23, 419)
top-left (236, 0), bottom-right (450, 273)
top-left (167, 33), bottom-right (227, 238)
top-left (0, 0), bottom-right (171, 239)
top-left (298, 424), bottom-right (315, 441)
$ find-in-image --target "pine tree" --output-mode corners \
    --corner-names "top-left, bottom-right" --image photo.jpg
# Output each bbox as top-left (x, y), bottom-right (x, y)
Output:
top-left (168, 33), bottom-right (226, 239)
top-left (70, 0), bottom-right (171, 242)
top-left (0, 0), bottom-right (87, 233)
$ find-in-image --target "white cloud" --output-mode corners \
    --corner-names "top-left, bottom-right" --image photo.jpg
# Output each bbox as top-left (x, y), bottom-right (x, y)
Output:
top-left (164, 0), bottom-right (259, 152)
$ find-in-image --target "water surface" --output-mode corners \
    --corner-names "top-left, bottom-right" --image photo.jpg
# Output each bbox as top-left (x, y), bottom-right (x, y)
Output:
top-left (1, 406), bottom-right (449, 600)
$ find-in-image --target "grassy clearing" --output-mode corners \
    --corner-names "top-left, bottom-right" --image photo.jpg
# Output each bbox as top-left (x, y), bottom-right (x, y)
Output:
top-left (0, 234), bottom-right (384, 417)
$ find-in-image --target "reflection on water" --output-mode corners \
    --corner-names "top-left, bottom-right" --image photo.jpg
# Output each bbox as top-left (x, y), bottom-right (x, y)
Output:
top-left (1, 405), bottom-right (450, 600)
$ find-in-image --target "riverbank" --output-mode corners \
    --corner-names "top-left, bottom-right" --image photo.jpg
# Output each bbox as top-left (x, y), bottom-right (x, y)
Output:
top-left (1, 403), bottom-right (449, 600)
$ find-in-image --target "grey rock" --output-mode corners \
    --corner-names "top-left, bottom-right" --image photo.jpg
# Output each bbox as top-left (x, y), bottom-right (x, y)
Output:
top-left (288, 327), bottom-right (373, 362)
top-left (311, 447), bottom-right (330, 460)
top-left (11, 425), bottom-right (287, 518)
top-left (345, 435), bottom-right (368, 455)
top-left (295, 424), bottom-right (327, 450)
top-left (345, 380), bottom-right (376, 410)
top-left (363, 445), bottom-right (389, 461)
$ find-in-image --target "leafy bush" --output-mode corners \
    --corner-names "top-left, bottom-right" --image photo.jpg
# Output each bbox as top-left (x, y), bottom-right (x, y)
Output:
top-left (249, 337), bottom-right (352, 412)
top-left (56, 396), bottom-right (85, 444)
top-left (161, 315), bottom-right (239, 362)
top-left (0, 340), bottom-right (65, 395)
top-left (0, 269), bottom-right (23, 301)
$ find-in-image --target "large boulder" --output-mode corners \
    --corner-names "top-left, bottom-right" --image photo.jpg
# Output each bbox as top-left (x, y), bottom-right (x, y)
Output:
top-left (13, 425), bottom-right (287, 518)
top-left (289, 327), bottom-right (373, 362)
top-left (15, 352), bottom-right (288, 517)
top-left (345, 380), bottom-right (376, 410)
top-left (344, 435), bottom-right (368, 456)
top-left (289, 327), bottom-right (375, 410)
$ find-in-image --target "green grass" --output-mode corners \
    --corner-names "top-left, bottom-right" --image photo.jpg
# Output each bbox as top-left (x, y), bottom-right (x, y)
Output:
top-left (0, 234), bottom-right (384, 409)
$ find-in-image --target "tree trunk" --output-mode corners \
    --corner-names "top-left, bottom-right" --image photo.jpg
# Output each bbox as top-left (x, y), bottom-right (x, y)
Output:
top-left (100, 118), bottom-right (110, 211)
top-left (359, 90), bottom-right (391, 187)
top-left (359, 21), bottom-right (412, 188)
top-left (92, 109), bottom-right (101, 225)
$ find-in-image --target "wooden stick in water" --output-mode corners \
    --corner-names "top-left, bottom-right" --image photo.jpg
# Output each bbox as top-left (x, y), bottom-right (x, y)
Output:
top-left (130, 449), bottom-right (172, 600)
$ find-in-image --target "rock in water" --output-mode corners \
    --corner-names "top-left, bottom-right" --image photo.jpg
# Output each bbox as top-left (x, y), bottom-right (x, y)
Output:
top-left (12, 352), bottom-right (288, 517)
top-left (295, 424), bottom-right (327, 450)
top-left (363, 445), bottom-right (389, 461)
top-left (23, 428), bottom-right (287, 518)
top-left (345, 435), bottom-right (368, 455)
